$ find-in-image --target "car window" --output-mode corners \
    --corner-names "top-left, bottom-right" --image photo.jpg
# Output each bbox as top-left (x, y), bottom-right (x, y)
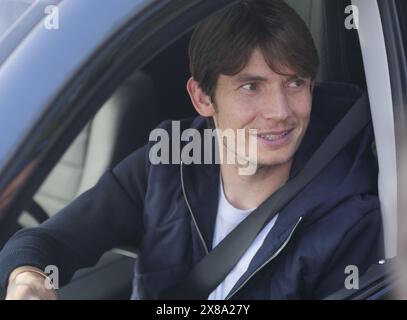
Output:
top-left (18, 70), bottom-right (160, 227)
top-left (22, 0), bottom-right (369, 261)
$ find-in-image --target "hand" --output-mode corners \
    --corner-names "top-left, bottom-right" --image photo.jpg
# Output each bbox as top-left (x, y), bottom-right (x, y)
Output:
top-left (5, 268), bottom-right (57, 300)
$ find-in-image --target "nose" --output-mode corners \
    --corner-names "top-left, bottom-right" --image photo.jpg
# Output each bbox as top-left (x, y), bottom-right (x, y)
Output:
top-left (259, 88), bottom-right (292, 121)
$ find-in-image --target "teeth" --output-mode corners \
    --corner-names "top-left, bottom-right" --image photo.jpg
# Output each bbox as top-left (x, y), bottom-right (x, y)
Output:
top-left (259, 131), bottom-right (289, 141)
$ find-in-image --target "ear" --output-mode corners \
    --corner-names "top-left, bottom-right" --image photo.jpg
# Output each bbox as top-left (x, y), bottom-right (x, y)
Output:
top-left (186, 77), bottom-right (215, 117)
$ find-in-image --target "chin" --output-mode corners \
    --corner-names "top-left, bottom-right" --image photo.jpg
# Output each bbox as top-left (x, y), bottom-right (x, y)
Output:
top-left (257, 158), bottom-right (293, 169)
top-left (256, 150), bottom-right (295, 168)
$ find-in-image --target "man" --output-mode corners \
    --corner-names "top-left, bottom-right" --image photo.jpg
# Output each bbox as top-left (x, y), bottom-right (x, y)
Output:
top-left (0, 0), bottom-right (382, 300)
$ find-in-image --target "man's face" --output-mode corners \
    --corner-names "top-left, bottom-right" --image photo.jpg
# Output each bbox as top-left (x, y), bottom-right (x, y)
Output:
top-left (212, 48), bottom-right (313, 168)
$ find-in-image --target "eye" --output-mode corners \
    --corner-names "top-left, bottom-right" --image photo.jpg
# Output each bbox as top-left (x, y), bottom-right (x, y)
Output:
top-left (241, 83), bottom-right (258, 91)
top-left (287, 78), bottom-right (308, 89)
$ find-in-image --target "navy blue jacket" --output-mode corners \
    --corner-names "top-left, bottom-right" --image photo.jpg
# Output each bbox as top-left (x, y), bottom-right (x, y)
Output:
top-left (0, 83), bottom-right (383, 299)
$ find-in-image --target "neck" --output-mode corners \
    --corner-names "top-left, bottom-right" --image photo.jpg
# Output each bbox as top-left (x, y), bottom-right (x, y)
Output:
top-left (220, 160), bottom-right (292, 210)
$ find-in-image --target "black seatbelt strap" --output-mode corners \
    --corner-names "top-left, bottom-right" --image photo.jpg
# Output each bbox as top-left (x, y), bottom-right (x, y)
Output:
top-left (166, 93), bottom-right (370, 300)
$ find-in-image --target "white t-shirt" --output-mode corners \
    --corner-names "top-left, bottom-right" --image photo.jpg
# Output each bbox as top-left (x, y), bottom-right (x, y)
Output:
top-left (208, 177), bottom-right (278, 300)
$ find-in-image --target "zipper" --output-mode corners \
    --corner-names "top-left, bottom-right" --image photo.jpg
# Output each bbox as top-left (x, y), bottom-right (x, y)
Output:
top-left (180, 161), bottom-right (209, 254)
top-left (226, 216), bottom-right (303, 300)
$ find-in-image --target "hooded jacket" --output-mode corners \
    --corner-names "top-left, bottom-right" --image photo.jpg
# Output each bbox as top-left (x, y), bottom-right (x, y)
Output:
top-left (0, 82), bottom-right (383, 299)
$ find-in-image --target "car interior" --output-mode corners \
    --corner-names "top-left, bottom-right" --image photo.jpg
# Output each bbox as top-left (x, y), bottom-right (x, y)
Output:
top-left (13, 0), bottom-right (384, 299)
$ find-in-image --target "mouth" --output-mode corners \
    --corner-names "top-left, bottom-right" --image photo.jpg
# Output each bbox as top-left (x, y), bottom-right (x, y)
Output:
top-left (253, 128), bottom-right (295, 147)
top-left (257, 129), bottom-right (293, 141)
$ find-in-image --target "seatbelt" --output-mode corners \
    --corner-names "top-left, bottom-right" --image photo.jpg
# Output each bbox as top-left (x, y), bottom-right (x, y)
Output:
top-left (166, 93), bottom-right (370, 300)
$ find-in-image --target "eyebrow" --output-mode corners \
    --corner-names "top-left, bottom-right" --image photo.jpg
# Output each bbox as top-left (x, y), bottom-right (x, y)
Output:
top-left (232, 73), bottom-right (301, 85)
top-left (232, 74), bottom-right (269, 84)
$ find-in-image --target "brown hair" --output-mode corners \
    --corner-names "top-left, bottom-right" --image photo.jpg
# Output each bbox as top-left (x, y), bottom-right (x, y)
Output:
top-left (189, 0), bottom-right (320, 100)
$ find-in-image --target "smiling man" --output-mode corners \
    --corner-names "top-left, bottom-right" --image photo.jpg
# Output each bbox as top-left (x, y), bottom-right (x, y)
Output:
top-left (0, 0), bottom-right (383, 300)
top-left (187, 47), bottom-right (313, 210)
